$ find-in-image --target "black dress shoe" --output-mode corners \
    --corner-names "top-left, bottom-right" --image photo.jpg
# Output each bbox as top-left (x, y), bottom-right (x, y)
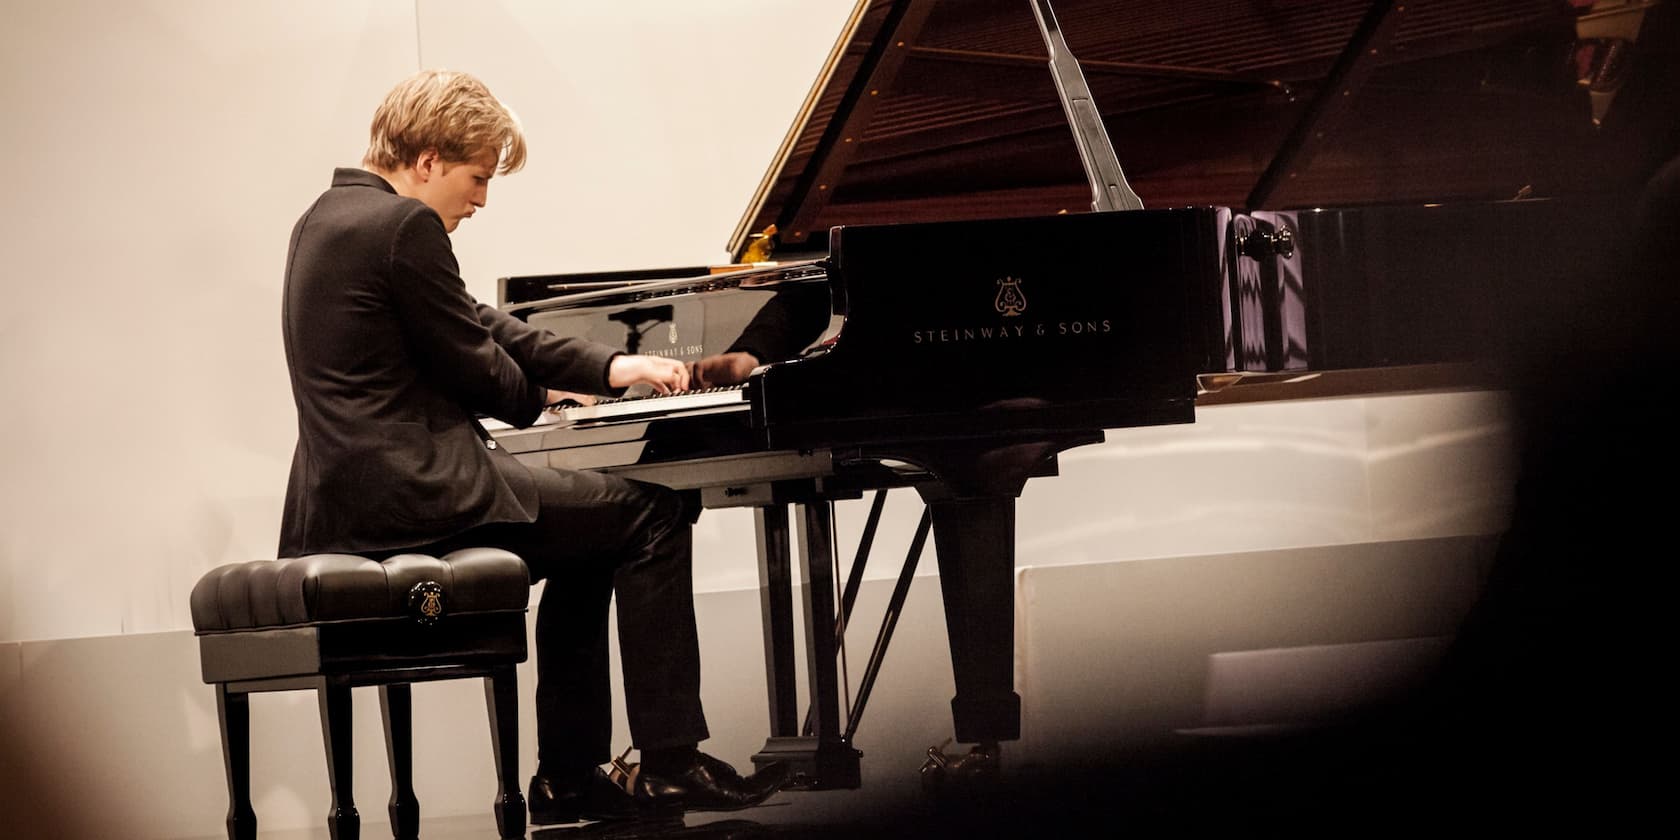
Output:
top-left (528, 767), bottom-right (638, 824)
top-left (633, 752), bottom-right (790, 815)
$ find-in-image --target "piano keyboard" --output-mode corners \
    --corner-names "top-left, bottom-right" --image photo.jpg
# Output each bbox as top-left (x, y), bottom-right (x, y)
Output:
top-left (560, 385), bottom-right (749, 423)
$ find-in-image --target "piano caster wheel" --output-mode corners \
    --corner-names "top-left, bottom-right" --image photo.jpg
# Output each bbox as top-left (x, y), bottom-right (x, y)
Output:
top-left (919, 740), bottom-right (1002, 799)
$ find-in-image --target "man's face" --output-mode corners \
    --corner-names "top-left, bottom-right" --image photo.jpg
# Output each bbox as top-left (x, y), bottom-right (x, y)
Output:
top-left (416, 150), bottom-right (497, 233)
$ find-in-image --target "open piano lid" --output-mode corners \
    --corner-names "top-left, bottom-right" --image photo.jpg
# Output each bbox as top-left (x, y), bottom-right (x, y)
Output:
top-left (728, 0), bottom-right (1676, 261)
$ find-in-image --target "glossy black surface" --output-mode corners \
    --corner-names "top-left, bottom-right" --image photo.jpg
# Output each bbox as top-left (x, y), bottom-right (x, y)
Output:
top-left (506, 262), bottom-right (833, 369)
top-left (758, 208), bottom-right (1217, 448)
top-left (1211, 195), bottom-right (1627, 376)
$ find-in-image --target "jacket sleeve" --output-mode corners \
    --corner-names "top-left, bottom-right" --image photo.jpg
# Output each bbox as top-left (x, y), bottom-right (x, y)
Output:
top-left (386, 206), bottom-right (546, 426)
top-left (476, 303), bottom-right (623, 397)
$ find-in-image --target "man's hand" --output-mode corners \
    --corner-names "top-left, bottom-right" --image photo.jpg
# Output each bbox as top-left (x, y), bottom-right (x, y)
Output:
top-left (688, 352), bottom-right (761, 389)
top-left (608, 354), bottom-right (690, 394)
top-left (544, 389), bottom-right (597, 409)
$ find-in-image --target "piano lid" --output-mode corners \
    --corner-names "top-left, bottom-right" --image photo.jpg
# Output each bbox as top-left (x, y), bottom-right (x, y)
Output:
top-left (728, 0), bottom-right (1678, 259)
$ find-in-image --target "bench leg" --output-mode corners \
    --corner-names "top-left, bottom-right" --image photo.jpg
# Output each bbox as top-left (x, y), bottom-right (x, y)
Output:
top-left (485, 667), bottom-right (526, 839)
top-left (319, 682), bottom-right (360, 840)
top-left (215, 685), bottom-right (257, 840)
top-left (379, 684), bottom-right (420, 839)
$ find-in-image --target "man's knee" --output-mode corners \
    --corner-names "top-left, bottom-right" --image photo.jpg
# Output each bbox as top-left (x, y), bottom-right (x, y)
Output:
top-left (677, 489), bottom-right (703, 524)
top-left (639, 482), bottom-right (694, 531)
top-left (605, 478), bottom-right (677, 534)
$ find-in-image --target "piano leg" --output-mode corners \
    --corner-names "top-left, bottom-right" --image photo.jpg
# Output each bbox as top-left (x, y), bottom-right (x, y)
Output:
top-left (751, 501), bottom-right (863, 789)
top-left (906, 438), bottom-right (1089, 787)
top-left (927, 498), bottom-right (1021, 745)
top-left (754, 505), bottom-right (798, 737)
top-left (797, 502), bottom-right (844, 739)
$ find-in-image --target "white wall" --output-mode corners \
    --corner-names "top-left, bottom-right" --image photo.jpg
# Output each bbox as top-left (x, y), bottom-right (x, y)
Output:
top-left (0, 0), bottom-right (858, 643)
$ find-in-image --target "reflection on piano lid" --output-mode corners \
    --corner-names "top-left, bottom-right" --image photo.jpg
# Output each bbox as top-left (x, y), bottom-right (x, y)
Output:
top-left (504, 260), bottom-right (829, 320)
top-left (504, 259), bottom-right (838, 382)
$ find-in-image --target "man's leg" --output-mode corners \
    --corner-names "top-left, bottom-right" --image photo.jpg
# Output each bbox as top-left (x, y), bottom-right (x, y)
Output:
top-left (611, 488), bottom-right (709, 752)
top-left (435, 464), bottom-right (780, 815)
top-left (531, 555), bottom-right (616, 769)
top-left (468, 466), bottom-right (708, 768)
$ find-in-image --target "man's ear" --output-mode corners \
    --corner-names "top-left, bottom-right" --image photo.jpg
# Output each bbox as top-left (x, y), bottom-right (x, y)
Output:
top-left (413, 149), bottom-right (440, 182)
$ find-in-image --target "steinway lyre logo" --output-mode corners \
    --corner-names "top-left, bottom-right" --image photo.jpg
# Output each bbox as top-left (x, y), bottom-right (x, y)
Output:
top-left (408, 581), bottom-right (446, 626)
top-left (994, 276), bottom-right (1027, 317)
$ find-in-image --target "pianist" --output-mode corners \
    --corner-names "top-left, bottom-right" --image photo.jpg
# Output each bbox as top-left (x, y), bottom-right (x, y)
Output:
top-left (278, 69), bottom-right (785, 822)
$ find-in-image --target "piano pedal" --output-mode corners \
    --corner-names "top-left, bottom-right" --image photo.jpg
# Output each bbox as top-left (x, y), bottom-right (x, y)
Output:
top-left (919, 738), bottom-right (955, 776)
top-left (607, 745), bottom-right (641, 794)
top-left (919, 739), bottom-right (1001, 796)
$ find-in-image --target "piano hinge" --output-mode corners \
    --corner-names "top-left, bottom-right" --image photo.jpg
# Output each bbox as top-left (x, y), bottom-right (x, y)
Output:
top-left (741, 224), bottom-right (778, 263)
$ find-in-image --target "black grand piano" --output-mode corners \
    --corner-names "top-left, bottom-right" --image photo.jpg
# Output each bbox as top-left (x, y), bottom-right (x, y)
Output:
top-left (489, 0), bottom-right (1675, 790)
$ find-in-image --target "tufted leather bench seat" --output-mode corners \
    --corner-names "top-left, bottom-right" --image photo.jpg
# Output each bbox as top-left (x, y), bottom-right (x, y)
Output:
top-left (190, 548), bottom-right (530, 840)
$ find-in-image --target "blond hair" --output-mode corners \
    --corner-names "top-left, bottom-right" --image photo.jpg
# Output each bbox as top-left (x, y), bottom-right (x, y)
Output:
top-left (362, 69), bottom-right (527, 175)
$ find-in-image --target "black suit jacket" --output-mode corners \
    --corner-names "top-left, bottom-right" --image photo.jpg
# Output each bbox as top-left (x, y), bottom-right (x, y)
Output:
top-left (278, 168), bottom-right (620, 557)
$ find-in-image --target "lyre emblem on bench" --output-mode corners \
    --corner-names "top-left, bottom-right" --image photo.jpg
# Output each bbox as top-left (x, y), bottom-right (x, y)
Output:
top-left (408, 581), bottom-right (447, 626)
top-left (994, 276), bottom-right (1027, 317)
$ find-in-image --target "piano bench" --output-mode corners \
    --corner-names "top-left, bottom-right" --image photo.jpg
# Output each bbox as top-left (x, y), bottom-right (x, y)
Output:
top-left (188, 548), bottom-right (530, 840)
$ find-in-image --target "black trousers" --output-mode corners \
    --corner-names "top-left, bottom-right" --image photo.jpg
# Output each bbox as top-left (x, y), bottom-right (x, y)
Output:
top-left (405, 466), bottom-right (710, 770)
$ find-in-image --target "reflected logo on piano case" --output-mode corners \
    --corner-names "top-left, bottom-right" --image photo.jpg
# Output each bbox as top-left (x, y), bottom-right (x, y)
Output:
top-left (994, 277), bottom-right (1027, 317)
